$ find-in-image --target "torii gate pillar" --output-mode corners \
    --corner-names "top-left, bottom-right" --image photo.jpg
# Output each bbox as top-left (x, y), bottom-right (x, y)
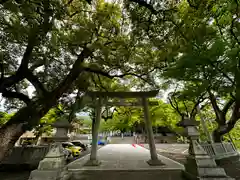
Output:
top-left (142, 97), bottom-right (164, 166)
top-left (85, 98), bottom-right (102, 166)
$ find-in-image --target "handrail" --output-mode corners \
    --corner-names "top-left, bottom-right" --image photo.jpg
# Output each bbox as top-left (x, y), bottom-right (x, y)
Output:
top-left (201, 142), bottom-right (238, 160)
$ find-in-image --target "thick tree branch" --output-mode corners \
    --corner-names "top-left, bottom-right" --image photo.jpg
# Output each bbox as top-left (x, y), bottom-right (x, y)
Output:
top-left (222, 98), bottom-right (235, 115)
top-left (190, 93), bottom-right (206, 117)
top-left (2, 89), bottom-right (31, 105)
top-left (208, 61), bottom-right (235, 85)
top-left (230, 17), bottom-right (240, 46)
top-left (101, 108), bottom-right (117, 122)
top-left (0, 0), bottom-right (52, 91)
top-left (51, 47), bottom-right (92, 100)
top-left (25, 70), bottom-right (48, 97)
top-left (214, 101), bottom-right (240, 140)
top-left (97, 74), bottom-right (108, 91)
top-left (182, 100), bottom-right (189, 116)
top-left (168, 96), bottom-right (183, 117)
top-left (68, 90), bottom-right (81, 123)
top-left (18, 0), bottom-right (52, 73)
top-left (90, 74), bottom-right (108, 91)
top-left (167, 85), bottom-right (184, 117)
top-left (84, 67), bottom-right (156, 87)
top-left (90, 74), bottom-right (99, 89)
top-left (29, 60), bottom-right (45, 71)
top-left (208, 90), bottom-right (224, 124)
top-left (0, 37), bottom-right (36, 91)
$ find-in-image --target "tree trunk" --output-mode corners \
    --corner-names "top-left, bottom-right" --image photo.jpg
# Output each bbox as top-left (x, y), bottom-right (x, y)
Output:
top-left (208, 91), bottom-right (234, 143)
top-left (213, 120), bottom-right (236, 143)
top-left (0, 123), bottom-right (25, 162)
top-left (0, 47), bottom-right (92, 162)
top-left (213, 129), bottom-right (223, 143)
top-left (0, 105), bottom-right (52, 161)
top-left (0, 95), bottom-right (61, 162)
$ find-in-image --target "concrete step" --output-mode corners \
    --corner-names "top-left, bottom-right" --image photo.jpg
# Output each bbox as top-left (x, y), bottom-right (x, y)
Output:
top-left (70, 169), bottom-right (184, 180)
top-left (200, 178), bottom-right (235, 180)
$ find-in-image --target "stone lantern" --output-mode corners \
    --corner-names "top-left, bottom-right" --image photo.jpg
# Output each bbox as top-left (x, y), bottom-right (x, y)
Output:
top-left (28, 118), bottom-right (72, 180)
top-left (178, 117), bottom-right (234, 180)
top-left (52, 118), bottom-right (72, 143)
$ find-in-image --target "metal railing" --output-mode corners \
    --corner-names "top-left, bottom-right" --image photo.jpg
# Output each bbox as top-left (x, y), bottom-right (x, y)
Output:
top-left (201, 142), bottom-right (238, 160)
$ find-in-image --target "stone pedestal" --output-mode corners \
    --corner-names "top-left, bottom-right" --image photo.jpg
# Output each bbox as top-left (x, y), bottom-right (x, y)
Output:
top-left (147, 159), bottom-right (165, 166)
top-left (28, 119), bottom-right (72, 180)
top-left (179, 118), bottom-right (235, 180)
top-left (29, 143), bottom-right (70, 180)
top-left (84, 159), bottom-right (102, 166)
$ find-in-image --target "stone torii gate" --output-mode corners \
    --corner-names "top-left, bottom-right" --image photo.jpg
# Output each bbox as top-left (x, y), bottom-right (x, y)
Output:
top-left (85, 90), bottom-right (164, 166)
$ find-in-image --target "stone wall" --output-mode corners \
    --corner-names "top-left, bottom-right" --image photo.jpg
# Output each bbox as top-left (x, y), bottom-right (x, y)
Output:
top-left (0, 146), bottom-right (50, 171)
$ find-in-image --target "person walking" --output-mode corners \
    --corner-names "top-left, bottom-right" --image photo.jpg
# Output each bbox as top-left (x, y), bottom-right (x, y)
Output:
top-left (136, 133), bottom-right (139, 144)
top-left (106, 136), bottom-right (111, 144)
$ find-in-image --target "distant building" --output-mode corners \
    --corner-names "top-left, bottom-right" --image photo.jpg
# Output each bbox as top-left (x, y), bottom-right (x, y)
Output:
top-left (15, 130), bottom-right (56, 146)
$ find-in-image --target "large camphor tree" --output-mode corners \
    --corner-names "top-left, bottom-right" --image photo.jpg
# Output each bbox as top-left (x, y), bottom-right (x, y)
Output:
top-left (128, 0), bottom-right (240, 142)
top-left (161, 0), bottom-right (240, 142)
top-left (0, 0), bottom-right (161, 160)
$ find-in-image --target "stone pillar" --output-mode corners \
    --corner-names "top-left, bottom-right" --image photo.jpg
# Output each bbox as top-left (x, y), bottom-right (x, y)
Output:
top-left (142, 97), bottom-right (164, 166)
top-left (178, 118), bottom-right (234, 180)
top-left (85, 98), bottom-right (102, 166)
top-left (28, 118), bottom-right (72, 180)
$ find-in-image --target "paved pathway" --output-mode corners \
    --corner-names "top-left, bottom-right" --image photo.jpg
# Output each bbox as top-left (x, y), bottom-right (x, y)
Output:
top-left (110, 137), bottom-right (189, 154)
top-left (143, 144), bottom-right (189, 154)
top-left (68, 144), bottom-right (184, 180)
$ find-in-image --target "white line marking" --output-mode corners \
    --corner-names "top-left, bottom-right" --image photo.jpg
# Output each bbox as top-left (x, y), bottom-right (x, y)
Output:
top-left (157, 148), bottom-right (169, 152)
top-left (182, 149), bottom-right (188, 154)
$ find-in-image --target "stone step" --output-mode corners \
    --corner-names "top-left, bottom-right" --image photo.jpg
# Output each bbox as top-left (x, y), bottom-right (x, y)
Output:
top-left (200, 178), bottom-right (235, 180)
top-left (183, 170), bottom-right (235, 180)
top-left (195, 158), bottom-right (217, 167)
top-left (198, 167), bottom-right (228, 177)
top-left (70, 169), bottom-right (184, 180)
